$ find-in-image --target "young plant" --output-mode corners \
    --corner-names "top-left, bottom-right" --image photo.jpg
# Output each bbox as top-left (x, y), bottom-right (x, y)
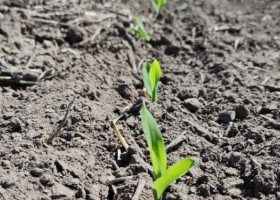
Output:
top-left (142, 59), bottom-right (161, 102)
top-left (130, 17), bottom-right (151, 42)
top-left (152, 0), bottom-right (167, 14)
top-left (141, 102), bottom-right (195, 200)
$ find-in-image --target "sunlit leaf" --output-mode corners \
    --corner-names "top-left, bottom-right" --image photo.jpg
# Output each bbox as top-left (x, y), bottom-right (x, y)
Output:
top-left (142, 62), bottom-right (152, 97)
top-left (152, 0), bottom-right (167, 14)
top-left (141, 101), bottom-right (167, 180)
top-left (149, 59), bottom-right (161, 102)
top-left (130, 17), bottom-right (151, 42)
top-left (153, 158), bottom-right (196, 200)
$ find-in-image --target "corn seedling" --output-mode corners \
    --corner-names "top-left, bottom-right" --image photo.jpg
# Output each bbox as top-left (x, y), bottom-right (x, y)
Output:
top-left (130, 17), bottom-right (151, 42)
top-left (141, 102), bottom-right (195, 200)
top-left (142, 59), bottom-right (161, 102)
top-left (152, 0), bottom-right (167, 14)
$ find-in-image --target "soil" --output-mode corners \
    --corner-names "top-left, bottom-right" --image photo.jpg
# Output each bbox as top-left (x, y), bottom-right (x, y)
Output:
top-left (0, 0), bottom-right (280, 199)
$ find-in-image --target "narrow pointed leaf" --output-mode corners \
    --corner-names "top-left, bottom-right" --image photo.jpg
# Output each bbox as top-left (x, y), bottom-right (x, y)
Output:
top-left (153, 158), bottom-right (195, 200)
top-left (149, 59), bottom-right (161, 102)
top-left (142, 63), bottom-right (152, 97)
top-left (141, 102), bottom-right (167, 180)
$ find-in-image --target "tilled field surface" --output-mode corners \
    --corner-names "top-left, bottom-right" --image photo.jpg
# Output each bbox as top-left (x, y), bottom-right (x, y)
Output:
top-left (0, 0), bottom-right (280, 199)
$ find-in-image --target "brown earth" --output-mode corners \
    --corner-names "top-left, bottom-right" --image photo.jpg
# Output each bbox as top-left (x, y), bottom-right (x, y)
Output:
top-left (0, 0), bottom-right (280, 199)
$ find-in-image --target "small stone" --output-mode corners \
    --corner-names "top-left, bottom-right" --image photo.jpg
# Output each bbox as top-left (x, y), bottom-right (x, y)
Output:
top-left (55, 159), bottom-right (68, 171)
top-left (3, 112), bottom-right (14, 120)
top-left (1, 176), bottom-right (17, 189)
top-left (40, 195), bottom-right (51, 200)
top-left (183, 98), bottom-right (203, 112)
top-left (9, 117), bottom-right (22, 131)
top-left (197, 184), bottom-right (211, 197)
top-left (276, 192), bottom-right (280, 200)
top-left (65, 26), bottom-right (87, 45)
top-left (235, 105), bottom-right (250, 119)
top-left (117, 84), bottom-right (136, 100)
top-left (87, 194), bottom-right (95, 200)
top-left (2, 160), bottom-right (10, 169)
top-left (230, 152), bottom-right (241, 167)
top-left (221, 177), bottom-right (244, 189)
top-left (51, 183), bottom-right (75, 199)
top-left (68, 166), bottom-right (84, 178)
top-left (30, 168), bottom-right (44, 177)
top-left (225, 167), bottom-right (238, 176)
top-left (219, 111), bottom-right (236, 123)
top-left (0, 187), bottom-right (6, 195)
top-left (76, 187), bottom-right (86, 198)
top-left (87, 184), bottom-right (101, 197)
top-left (178, 87), bottom-right (199, 100)
top-left (164, 45), bottom-right (180, 55)
top-left (40, 174), bottom-right (54, 186)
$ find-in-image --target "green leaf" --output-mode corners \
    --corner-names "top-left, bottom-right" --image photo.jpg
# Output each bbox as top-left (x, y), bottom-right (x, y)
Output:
top-left (130, 17), bottom-right (151, 42)
top-left (153, 158), bottom-right (196, 200)
top-left (142, 62), bottom-right (152, 97)
top-left (152, 0), bottom-right (167, 14)
top-left (141, 101), bottom-right (167, 180)
top-left (149, 59), bottom-right (161, 102)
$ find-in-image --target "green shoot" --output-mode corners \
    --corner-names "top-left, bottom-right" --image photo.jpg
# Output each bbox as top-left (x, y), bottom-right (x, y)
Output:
top-left (152, 0), bottom-right (167, 14)
top-left (141, 101), bottom-right (196, 200)
top-left (130, 17), bottom-right (151, 42)
top-left (142, 59), bottom-right (161, 102)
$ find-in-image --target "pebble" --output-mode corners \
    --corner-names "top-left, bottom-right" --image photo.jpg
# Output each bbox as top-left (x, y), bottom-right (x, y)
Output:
top-left (3, 112), bottom-right (14, 120)
top-left (76, 187), bottom-right (86, 198)
top-left (65, 26), bottom-right (87, 45)
top-left (235, 105), bottom-right (250, 119)
top-left (219, 111), bottom-right (236, 123)
top-left (55, 159), bottom-right (68, 171)
top-left (30, 168), bottom-right (44, 177)
top-left (40, 174), bottom-right (54, 186)
top-left (225, 167), bottom-right (238, 176)
top-left (183, 98), bottom-right (203, 112)
top-left (68, 166), bottom-right (84, 178)
top-left (1, 176), bottom-right (17, 189)
top-left (9, 117), bottom-right (22, 131)
top-left (2, 160), bottom-right (10, 169)
top-left (230, 152), bottom-right (241, 167)
top-left (178, 87), bottom-right (199, 100)
top-left (197, 184), bottom-right (211, 197)
top-left (51, 183), bottom-right (75, 199)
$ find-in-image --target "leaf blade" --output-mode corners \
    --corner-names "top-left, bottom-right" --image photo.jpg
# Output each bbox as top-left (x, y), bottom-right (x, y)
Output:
top-left (142, 62), bottom-right (152, 97)
top-left (140, 101), bottom-right (167, 180)
top-left (153, 158), bottom-right (196, 200)
top-left (149, 59), bottom-right (161, 102)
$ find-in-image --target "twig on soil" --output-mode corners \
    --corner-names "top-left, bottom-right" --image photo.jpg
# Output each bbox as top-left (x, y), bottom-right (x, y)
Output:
top-left (116, 147), bottom-right (121, 161)
top-left (166, 131), bottom-right (186, 152)
top-left (260, 114), bottom-right (276, 123)
top-left (111, 104), bottom-right (133, 151)
top-left (25, 53), bottom-right (36, 69)
top-left (105, 176), bottom-right (133, 186)
top-left (247, 66), bottom-right (268, 72)
top-left (111, 185), bottom-right (119, 200)
top-left (132, 179), bottom-right (146, 200)
top-left (199, 70), bottom-right (205, 83)
top-left (0, 58), bottom-right (10, 69)
top-left (137, 58), bottom-right (146, 71)
top-left (261, 76), bottom-right (270, 85)
top-left (78, 27), bottom-right (102, 45)
top-left (46, 97), bottom-right (75, 144)
top-left (122, 40), bottom-right (137, 71)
